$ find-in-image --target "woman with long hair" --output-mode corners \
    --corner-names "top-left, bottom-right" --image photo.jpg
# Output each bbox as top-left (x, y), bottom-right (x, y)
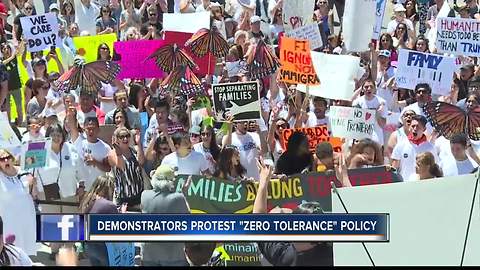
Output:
top-left (414, 35), bottom-right (430, 53)
top-left (414, 152), bottom-right (443, 180)
top-left (145, 135), bottom-right (172, 174)
top-left (113, 108), bottom-right (132, 130)
top-left (378, 33), bottom-right (398, 62)
top-left (269, 7), bottom-right (284, 41)
top-left (213, 146), bottom-right (247, 181)
top-left (266, 115), bottom-right (290, 162)
top-left (392, 22), bottom-right (413, 49)
top-left (0, 216), bottom-right (33, 266)
top-left (26, 78), bottom-right (50, 118)
top-left (193, 125), bottom-right (221, 174)
top-left (404, 0), bottom-right (418, 31)
top-left (60, 0), bottom-right (76, 28)
top-left (0, 149), bottom-right (37, 256)
top-left (347, 138), bottom-right (384, 169)
top-left (96, 5), bottom-right (118, 35)
top-left (275, 131), bottom-right (313, 175)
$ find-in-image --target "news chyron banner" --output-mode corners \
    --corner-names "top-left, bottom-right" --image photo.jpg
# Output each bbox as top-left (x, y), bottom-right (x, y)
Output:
top-left (279, 36), bottom-right (320, 85)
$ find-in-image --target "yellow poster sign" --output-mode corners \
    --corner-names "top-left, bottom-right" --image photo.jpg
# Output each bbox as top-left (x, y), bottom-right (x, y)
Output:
top-left (73, 33), bottom-right (117, 63)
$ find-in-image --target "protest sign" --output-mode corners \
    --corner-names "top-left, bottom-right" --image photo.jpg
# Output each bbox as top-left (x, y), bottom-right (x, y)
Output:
top-left (225, 60), bottom-right (247, 77)
top-left (329, 106), bottom-right (376, 140)
top-left (175, 172), bottom-right (342, 213)
top-left (105, 243), bottom-right (135, 266)
top-left (279, 36), bottom-right (319, 85)
top-left (396, 49), bottom-right (455, 95)
top-left (20, 13), bottom-right (59, 52)
top-left (212, 81), bottom-right (260, 121)
top-left (282, 0), bottom-right (315, 32)
top-left (163, 12), bottom-right (210, 33)
top-left (164, 31), bottom-right (216, 76)
top-left (342, 0), bottom-right (376, 52)
top-left (73, 33), bottom-right (117, 63)
top-left (348, 166), bottom-right (402, 186)
top-left (222, 243), bottom-right (262, 266)
top-left (436, 17), bottom-right (480, 57)
top-left (167, 123), bottom-right (186, 135)
top-left (0, 112), bottom-right (22, 156)
top-left (20, 138), bottom-right (51, 170)
top-left (299, 51), bottom-right (360, 100)
top-left (372, 0), bottom-right (387, 40)
top-left (285, 23), bottom-right (323, 50)
top-left (114, 39), bottom-right (166, 79)
top-left (280, 125), bottom-right (343, 153)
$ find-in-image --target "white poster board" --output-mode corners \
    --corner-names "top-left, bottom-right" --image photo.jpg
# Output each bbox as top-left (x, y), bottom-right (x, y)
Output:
top-left (372, 0), bottom-right (387, 40)
top-left (333, 174), bottom-right (480, 266)
top-left (282, 0), bottom-right (315, 32)
top-left (20, 13), bottom-right (59, 52)
top-left (0, 112), bottom-right (22, 156)
top-left (436, 17), bottom-right (480, 57)
top-left (342, 0), bottom-right (376, 52)
top-left (163, 12), bottom-right (211, 33)
top-left (286, 23), bottom-right (323, 50)
top-left (329, 106), bottom-right (376, 139)
top-left (298, 51), bottom-right (359, 101)
top-left (396, 49), bottom-right (455, 95)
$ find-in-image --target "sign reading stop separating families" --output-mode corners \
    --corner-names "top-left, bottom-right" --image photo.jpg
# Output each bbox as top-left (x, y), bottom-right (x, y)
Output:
top-left (212, 81), bottom-right (261, 121)
top-left (20, 13), bottom-right (59, 52)
top-left (279, 36), bottom-right (319, 85)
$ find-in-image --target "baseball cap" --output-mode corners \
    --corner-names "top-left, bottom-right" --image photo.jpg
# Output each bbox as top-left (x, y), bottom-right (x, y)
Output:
top-left (189, 125), bottom-right (201, 135)
top-left (378, 49), bottom-right (391, 58)
top-left (393, 4), bottom-right (406, 12)
top-left (250, 15), bottom-right (261, 24)
top-left (461, 63), bottom-right (475, 72)
top-left (49, 3), bottom-right (59, 11)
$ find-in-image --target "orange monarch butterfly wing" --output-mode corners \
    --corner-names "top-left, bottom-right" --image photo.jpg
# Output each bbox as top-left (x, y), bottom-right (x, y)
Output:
top-left (423, 101), bottom-right (467, 140)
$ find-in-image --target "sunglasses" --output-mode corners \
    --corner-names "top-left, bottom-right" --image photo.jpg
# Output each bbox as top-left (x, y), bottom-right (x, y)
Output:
top-left (0, 155), bottom-right (12, 162)
top-left (318, 1), bottom-right (327, 4)
top-left (118, 134), bottom-right (131, 139)
top-left (190, 133), bottom-right (200, 138)
top-left (25, 7), bottom-right (33, 10)
top-left (276, 123), bottom-right (287, 129)
top-left (397, 27), bottom-right (406, 30)
top-left (100, 47), bottom-right (109, 51)
top-left (201, 132), bottom-right (211, 136)
top-left (102, 10), bottom-right (110, 13)
top-left (149, 13), bottom-right (156, 16)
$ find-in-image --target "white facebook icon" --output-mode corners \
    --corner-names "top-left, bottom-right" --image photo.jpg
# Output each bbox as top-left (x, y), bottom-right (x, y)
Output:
top-left (57, 215), bottom-right (74, 241)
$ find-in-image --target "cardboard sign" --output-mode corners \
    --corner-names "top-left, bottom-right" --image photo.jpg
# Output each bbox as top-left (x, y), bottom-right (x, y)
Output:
top-left (212, 81), bottom-right (260, 121)
top-left (342, 0), bottom-right (376, 52)
top-left (329, 106), bottom-right (376, 140)
top-left (348, 166), bottom-right (402, 186)
top-left (279, 36), bottom-right (319, 85)
top-left (105, 243), bottom-right (135, 266)
top-left (73, 33), bottom-right (117, 63)
top-left (372, 0), bottom-right (387, 40)
top-left (20, 138), bottom-right (51, 170)
top-left (114, 39), bottom-right (166, 79)
top-left (163, 12), bottom-right (211, 33)
top-left (280, 125), bottom-right (343, 153)
top-left (436, 17), bottom-right (480, 57)
top-left (285, 23), bottom-right (323, 50)
top-left (300, 51), bottom-right (360, 101)
top-left (20, 13), bottom-right (59, 52)
top-left (175, 172), bottom-right (342, 213)
top-left (164, 31), bottom-right (216, 76)
top-left (396, 49), bottom-right (455, 95)
top-left (282, 0), bottom-right (315, 32)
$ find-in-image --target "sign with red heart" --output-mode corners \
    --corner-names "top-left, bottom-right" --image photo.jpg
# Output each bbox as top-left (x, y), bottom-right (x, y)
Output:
top-left (329, 106), bottom-right (376, 140)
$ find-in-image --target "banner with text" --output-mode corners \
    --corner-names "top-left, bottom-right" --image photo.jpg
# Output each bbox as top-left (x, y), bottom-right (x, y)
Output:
top-left (212, 81), bottom-right (260, 121)
top-left (348, 166), bottom-right (402, 186)
top-left (286, 23), bottom-right (323, 50)
top-left (436, 17), bottom-right (480, 57)
top-left (114, 39), bottom-right (166, 79)
top-left (343, 0), bottom-right (376, 52)
top-left (282, 0), bottom-right (315, 32)
top-left (329, 106), bottom-right (376, 140)
top-left (396, 49), bottom-right (455, 95)
top-left (280, 125), bottom-right (343, 153)
top-left (20, 13), bottom-right (59, 52)
top-left (279, 36), bottom-right (319, 85)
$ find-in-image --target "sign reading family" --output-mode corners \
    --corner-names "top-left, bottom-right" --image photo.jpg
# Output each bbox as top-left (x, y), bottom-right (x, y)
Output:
top-left (279, 36), bottom-right (319, 85)
top-left (20, 13), bottom-right (59, 52)
top-left (436, 17), bottom-right (480, 57)
top-left (212, 81), bottom-right (260, 121)
top-left (329, 106), bottom-right (375, 140)
top-left (396, 49), bottom-right (455, 95)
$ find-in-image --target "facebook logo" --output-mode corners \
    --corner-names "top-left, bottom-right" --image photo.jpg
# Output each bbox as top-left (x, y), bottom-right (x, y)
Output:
top-left (37, 215), bottom-right (84, 242)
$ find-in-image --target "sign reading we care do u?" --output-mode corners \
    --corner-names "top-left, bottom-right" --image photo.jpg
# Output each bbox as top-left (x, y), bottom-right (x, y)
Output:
top-left (20, 13), bottom-right (59, 52)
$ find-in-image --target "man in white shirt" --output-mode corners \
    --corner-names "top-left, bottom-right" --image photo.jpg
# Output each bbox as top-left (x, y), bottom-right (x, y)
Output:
top-left (223, 121), bottom-right (263, 180)
top-left (75, 0), bottom-right (100, 35)
top-left (69, 116), bottom-right (112, 191)
top-left (400, 83), bottom-right (434, 135)
top-left (387, 4), bottom-right (414, 34)
top-left (440, 133), bottom-right (477, 176)
top-left (161, 132), bottom-right (210, 175)
top-left (352, 79), bottom-right (388, 146)
top-left (392, 115), bottom-right (437, 181)
top-left (306, 96), bottom-right (329, 127)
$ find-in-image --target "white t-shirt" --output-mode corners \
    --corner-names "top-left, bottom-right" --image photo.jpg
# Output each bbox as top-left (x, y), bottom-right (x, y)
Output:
top-left (75, 1), bottom-right (100, 35)
top-left (392, 139), bottom-right (437, 181)
top-left (99, 83), bottom-right (117, 114)
top-left (231, 132), bottom-right (261, 180)
top-left (34, 143), bottom-right (83, 198)
top-left (74, 135), bottom-right (111, 191)
top-left (352, 95), bottom-right (388, 145)
top-left (306, 112), bottom-right (329, 128)
top-left (376, 66), bottom-right (396, 112)
top-left (161, 150), bottom-right (209, 175)
top-left (436, 136), bottom-right (478, 176)
top-left (193, 143), bottom-right (216, 174)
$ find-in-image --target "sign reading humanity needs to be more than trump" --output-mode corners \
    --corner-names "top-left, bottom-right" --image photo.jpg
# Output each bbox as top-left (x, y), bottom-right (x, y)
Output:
top-left (396, 49), bottom-right (455, 96)
top-left (436, 17), bottom-right (480, 57)
top-left (279, 36), bottom-right (319, 85)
